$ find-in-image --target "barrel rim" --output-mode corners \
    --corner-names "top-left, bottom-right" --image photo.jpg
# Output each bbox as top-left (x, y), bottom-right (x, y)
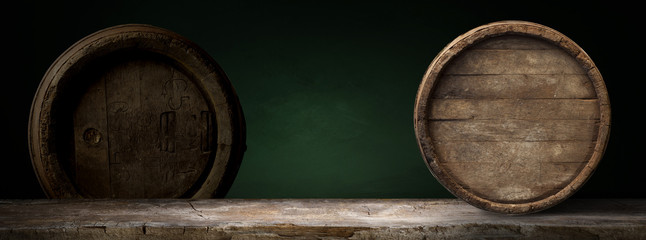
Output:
top-left (28, 24), bottom-right (246, 199)
top-left (414, 20), bottom-right (610, 214)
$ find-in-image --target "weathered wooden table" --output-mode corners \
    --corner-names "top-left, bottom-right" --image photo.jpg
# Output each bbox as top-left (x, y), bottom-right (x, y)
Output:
top-left (1, 199), bottom-right (644, 239)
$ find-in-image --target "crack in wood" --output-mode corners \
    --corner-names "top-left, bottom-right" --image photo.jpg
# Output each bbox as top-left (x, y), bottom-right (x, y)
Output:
top-left (188, 201), bottom-right (206, 220)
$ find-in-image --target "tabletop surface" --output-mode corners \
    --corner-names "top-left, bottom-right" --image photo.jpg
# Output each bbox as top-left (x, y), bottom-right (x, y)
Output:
top-left (1, 198), bottom-right (645, 239)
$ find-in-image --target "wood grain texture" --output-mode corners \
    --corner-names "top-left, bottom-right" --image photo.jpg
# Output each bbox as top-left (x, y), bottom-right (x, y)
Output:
top-left (29, 24), bottom-right (246, 199)
top-left (433, 141), bottom-right (594, 163)
top-left (443, 49), bottom-right (586, 75)
top-left (414, 21), bottom-right (610, 214)
top-left (429, 99), bottom-right (600, 120)
top-left (433, 74), bottom-right (596, 99)
top-left (429, 119), bottom-right (598, 141)
top-left (1, 199), bottom-right (645, 239)
top-left (441, 161), bottom-right (587, 202)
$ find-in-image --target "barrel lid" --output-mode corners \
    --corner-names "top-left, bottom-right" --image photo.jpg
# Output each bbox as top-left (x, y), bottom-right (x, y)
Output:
top-left (414, 21), bottom-right (610, 214)
top-left (29, 24), bottom-right (246, 198)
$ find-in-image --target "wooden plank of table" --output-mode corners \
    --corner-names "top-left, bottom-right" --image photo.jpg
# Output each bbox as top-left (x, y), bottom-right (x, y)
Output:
top-left (0, 199), bottom-right (644, 239)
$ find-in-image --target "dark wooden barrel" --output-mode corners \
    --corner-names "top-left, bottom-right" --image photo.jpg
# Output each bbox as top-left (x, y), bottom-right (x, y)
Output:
top-left (414, 21), bottom-right (610, 214)
top-left (29, 24), bottom-right (246, 198)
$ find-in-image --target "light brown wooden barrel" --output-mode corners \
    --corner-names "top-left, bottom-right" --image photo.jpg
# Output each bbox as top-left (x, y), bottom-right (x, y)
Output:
top-left (414, 21), bottom-right (610, 214)
top-left (29, 24), bottom-right (246, 198)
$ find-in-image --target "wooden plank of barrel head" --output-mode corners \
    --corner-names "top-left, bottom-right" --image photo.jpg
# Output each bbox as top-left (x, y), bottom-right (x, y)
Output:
top-left (414, 21), bottom-right (610, 214)
top-left (29, 24), bottom-right (246, 198)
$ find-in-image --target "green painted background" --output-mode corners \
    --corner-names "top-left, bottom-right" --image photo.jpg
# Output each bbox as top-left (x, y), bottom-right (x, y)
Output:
top-left (3, 1), bottom-right (644, 198)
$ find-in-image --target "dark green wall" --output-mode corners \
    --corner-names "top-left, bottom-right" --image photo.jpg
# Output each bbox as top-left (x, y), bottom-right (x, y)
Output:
top-left (3, 1), bottom-right (644, 198)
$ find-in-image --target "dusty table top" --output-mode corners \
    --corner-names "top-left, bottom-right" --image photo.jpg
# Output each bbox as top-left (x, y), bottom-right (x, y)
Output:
top-left (0, 199), bottom-right (644, 239)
